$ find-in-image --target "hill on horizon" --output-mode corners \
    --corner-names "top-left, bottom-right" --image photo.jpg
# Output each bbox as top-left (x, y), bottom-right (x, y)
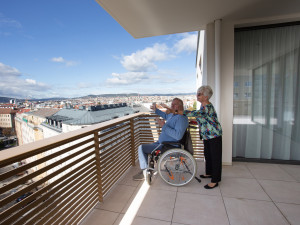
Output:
top-left (81, 92), bottom-right (196, 98)
top-left (0, 92), bottom-right (196, 103)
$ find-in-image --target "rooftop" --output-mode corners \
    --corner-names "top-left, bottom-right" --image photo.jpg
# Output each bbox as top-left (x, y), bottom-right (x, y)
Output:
top-left (0, 108), bottom-right (18, 115)
top-left (47, 105), bottom-right (150, 125)
top-left (26, 108), bottom-right (61, 118)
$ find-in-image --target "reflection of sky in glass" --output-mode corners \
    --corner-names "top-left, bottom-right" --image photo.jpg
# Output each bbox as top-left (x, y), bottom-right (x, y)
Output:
top-left (233, 116), bottom-right (255, 124)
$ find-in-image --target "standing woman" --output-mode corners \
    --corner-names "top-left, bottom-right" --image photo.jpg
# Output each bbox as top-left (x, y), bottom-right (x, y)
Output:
top-left (184, 85), bottom-right (222, 189)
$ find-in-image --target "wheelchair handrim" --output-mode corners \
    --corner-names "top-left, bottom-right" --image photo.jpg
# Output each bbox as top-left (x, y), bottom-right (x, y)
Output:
top-left (157, 148), bottom-right (197, 187)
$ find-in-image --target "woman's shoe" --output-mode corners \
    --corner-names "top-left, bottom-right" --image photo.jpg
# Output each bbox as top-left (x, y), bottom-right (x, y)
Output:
top-left (204, 183), bottom-right (218, 189)
top-left (200, 174), bottom-right (212, 178)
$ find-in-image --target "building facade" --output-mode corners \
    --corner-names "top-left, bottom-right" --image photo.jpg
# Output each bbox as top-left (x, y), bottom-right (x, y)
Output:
top-left (15, 108), bottom-right (60, 146)
top-left (0, 108), bottom-right (17, 129)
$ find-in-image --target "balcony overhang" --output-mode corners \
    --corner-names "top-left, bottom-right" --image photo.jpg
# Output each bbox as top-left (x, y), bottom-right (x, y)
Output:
top-left (96, 0), bottom-right (300, 38)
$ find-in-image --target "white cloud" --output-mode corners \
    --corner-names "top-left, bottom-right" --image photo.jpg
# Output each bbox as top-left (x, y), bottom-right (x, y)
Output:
top-left (25, 79), bottom-right (37, 84)
top-left (0, 62), bottom-right (20, 78)
top-left (121, 43), bottom-right (169, 72)
top-left (173, 33), bottom-right (198, 54)
top-left (107, 33), bottom-right (197, 88)
top-left (51, 57), bottom-right (65, 62)
top-left (0, 13), bottom-right (22, 28)
top-left (106, 72), bottom-right (149, 85)
top-left (51, 56), bottom-right (78, 67)
top-left (0, 62), bottom-right (50, 98)
top-left (65, 61), bottom-right (77, 67)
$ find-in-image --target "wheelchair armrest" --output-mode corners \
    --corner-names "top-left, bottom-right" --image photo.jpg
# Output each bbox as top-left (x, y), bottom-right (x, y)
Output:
top-left (161, 141), bottom-right (181, 148)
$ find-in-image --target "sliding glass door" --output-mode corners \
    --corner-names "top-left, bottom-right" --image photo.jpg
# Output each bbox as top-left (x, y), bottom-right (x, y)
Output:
top-left (233, 23), bottom-right (300, 161)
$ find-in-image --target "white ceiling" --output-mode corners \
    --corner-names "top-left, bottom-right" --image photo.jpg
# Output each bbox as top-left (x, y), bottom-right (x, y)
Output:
top-left (96, 0), bottom-right (300, 38)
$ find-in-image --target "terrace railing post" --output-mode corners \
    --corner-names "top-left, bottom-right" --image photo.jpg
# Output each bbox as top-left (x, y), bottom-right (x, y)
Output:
top-left (93, 130), bottom-right (103, 202)
top-left (130, 118), bottom-right (136, 166)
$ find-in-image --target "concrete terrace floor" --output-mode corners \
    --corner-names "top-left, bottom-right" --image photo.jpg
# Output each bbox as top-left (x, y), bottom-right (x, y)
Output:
top-left (81, 160), bottom-right (300, 225)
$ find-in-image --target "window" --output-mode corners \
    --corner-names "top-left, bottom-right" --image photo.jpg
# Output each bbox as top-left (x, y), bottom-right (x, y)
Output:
top-left (244, 92), bottom-right (251, 98)
top-left (245, 81), bottom-right (252, 87)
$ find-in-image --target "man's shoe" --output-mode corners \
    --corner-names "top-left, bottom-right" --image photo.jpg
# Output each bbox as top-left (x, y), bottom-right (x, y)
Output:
top-left (200, 174), bottom-right (212, 178)
top-left (133, 170), bottom-right (145, 181)
top-left (204, 183), bottom-right (218, 189)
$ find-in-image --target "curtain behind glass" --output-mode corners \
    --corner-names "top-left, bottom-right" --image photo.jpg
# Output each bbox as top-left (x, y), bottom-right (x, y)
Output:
top-left (233, 24), bottom-right (300, 161)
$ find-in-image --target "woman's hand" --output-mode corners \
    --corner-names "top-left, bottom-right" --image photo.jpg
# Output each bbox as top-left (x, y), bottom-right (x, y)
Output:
top-left (161, 103), bottom-right (173, 114)
top-left (160, 103), bottom-right (170, 109)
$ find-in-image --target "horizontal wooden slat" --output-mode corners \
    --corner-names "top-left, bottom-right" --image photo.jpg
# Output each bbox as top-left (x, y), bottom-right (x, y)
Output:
top-left (98, 131), bottom-right (130, 150)
top-left (98, 123), bottom-right (130, 141)
top-left (0, 137), bottom-right (94, 183)
top-left (101, 148), bottom-right (131, 180)
top-left (41, 184), bottom-right (98, 225)
top-left (2, 165), bottom-right (97, 225)
top-left (63, 192), bottom-right (98, 225)
top-left (100, 139), bottom-right (130, 163)
top-left (0, 160), bottom-right (95, 223)
top-left (101, 155), bottom-right (131, 188)
top-left (0, 150), bottom-right (94, 209)
top-left (101, 147), bottom-right (130, 174)
top-left (102, 160), bottom-right (131, 196)
top-left (0, 143), bottom-right (94, 197)
top-left (34, 182), bottom-right (98, 225)
top-left (72, 197), bottom-right (98, 225)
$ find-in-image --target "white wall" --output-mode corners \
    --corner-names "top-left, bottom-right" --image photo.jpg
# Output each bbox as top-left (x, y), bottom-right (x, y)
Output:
top-left (220, 21), bottom-right (234, 165)
top-left (201, 20), bottom-right (234, 165)
top-left (42, 125), bottom-right (61, 139)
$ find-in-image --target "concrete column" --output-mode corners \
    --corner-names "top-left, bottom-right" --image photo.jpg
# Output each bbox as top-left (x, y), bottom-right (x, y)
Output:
top-left (220, 21), bottom-right (234, 165)
top-left (214, 19), bottom-right (221, 117)
top-left (202, 20), bottom-right (234, 165)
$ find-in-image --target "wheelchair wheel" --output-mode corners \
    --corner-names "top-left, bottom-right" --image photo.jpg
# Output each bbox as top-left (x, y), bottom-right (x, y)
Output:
top-left (158, 149), bottom-right (196, 186)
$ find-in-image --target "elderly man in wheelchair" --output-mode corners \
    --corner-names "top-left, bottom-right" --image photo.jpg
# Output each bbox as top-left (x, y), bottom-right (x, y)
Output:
top-left (133, 98), bottom-right (197, 186)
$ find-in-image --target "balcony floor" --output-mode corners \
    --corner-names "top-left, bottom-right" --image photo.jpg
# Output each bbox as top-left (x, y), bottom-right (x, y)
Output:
top-left (81, 161), bottom-right (300, 225)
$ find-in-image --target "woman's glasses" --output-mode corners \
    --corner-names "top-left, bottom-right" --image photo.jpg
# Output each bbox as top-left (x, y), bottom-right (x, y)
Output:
top-left (197, 93), bottom-right (203, 96)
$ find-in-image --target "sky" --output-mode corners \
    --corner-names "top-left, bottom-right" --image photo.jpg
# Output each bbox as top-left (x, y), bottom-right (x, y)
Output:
top-left (0, 0), bottom-right (198, 99)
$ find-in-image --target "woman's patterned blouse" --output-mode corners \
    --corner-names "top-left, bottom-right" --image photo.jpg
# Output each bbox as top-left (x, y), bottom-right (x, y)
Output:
top-left (184, 103), bottom-right (222, 140)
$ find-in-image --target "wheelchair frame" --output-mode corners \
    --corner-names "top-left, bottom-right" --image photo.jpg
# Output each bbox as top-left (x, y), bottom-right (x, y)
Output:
top-left (145, 142), bottom-right (197, 186)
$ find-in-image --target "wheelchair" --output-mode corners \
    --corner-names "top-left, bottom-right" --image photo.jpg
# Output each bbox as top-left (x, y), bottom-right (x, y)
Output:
top-left (145, 139), bottom-right (197, 186)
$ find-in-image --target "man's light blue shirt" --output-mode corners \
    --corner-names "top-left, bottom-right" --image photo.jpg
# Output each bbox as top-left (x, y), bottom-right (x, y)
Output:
top-left (155, 109), bottom-right (189, 143)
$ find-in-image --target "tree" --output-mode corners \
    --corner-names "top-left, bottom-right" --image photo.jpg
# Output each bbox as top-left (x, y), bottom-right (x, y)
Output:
top-left (193, 101), bottom-right (197, 110)
top-left (2, 128), bottom-right (13, 137)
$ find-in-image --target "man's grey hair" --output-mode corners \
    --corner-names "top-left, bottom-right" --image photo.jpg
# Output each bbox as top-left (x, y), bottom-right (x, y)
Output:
top-left (197, 85), bottom-right (213, 100)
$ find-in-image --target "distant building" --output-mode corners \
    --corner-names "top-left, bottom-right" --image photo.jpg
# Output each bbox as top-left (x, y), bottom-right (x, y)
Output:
top-left (41, 103), bottom-right (149, 138)
top-left (0, 104), bottom-right (17, 109)
top-left (15, 108), bottom-right (60, 146)
top-left (0, 108), bottom-right (18, 129)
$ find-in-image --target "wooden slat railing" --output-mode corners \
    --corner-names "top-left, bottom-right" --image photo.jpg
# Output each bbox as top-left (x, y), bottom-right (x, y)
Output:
top-left (0, 113), bottom-right (203, 224)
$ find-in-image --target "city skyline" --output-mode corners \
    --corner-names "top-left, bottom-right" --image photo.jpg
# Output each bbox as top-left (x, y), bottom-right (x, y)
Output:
top-left (0, 1), bottom-right (198, 99)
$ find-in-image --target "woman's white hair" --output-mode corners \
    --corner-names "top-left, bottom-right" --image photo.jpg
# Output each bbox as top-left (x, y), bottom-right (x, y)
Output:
top-left (197, 85), bottom-right (213, 100)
